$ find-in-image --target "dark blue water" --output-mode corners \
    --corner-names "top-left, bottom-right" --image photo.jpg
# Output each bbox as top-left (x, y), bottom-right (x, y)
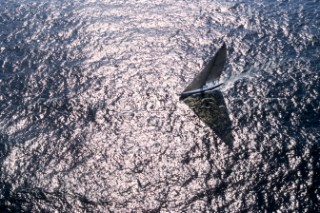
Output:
top-left (1, 0), bottom-right (319, 212)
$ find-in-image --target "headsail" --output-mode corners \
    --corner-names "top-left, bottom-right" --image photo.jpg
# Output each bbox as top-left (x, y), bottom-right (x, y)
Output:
top-left (180, 43), bottom-right (227, 99)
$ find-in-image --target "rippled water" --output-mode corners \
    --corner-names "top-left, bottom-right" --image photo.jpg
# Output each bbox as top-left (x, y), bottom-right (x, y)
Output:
top-left (1, 0), bottom-right (319, 212)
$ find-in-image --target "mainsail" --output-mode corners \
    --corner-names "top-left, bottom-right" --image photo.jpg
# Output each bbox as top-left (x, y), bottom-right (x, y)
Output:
top-left (180, 43), bottom-right (227, 99)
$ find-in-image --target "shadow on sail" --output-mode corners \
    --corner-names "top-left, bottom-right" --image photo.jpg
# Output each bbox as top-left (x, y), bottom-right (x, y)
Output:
top-left (180, 43), bottom-right (233, 148)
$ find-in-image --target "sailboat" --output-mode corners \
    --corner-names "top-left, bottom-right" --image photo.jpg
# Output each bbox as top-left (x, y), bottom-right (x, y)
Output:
top-left (180, 43), bottom-right (227, 100)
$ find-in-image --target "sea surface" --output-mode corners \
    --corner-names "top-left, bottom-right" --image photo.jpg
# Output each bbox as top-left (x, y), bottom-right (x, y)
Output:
top-left (0, 0), bottom-right (319, 212)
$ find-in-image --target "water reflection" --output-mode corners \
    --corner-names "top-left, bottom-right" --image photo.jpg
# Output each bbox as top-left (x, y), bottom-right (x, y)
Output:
top-left (182, 90), bottom-right (233, 148)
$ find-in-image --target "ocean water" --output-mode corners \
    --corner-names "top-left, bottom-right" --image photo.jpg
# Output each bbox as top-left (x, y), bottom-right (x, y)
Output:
top-left (0, 0), bottom-right (319, 212)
